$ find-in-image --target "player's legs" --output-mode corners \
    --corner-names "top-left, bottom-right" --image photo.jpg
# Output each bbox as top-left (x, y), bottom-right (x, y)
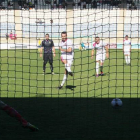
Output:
top-left (58, 55), bottom-right (74, 89)
top-left (66, 58), bottom-right (74, 76)
top-left (0, 100), bottom-right (28, 125)
top-left (61, 55), bottom-right (73, 76)
top-left (100, 54), bottom-right (105, 75)
top-left (43, 55), bottom-right (48, 73)
top-left (100, 61), bottom-right (104, 76)
top-left (65, 58), bottom-right (73, 72)
top-left (58, 69), bottom-right (68, 89)
top-left (50, 63), bottom-right (54, 74)
top-left (65, 62), bottom-right (71, 72)
top-left (43, 60), bottom-right (47, 72)
top-left (124, 54), bottom-right (128, 64)
top-left (96, 61), bottom-right (99, 76)
top-left (127, 52), bottom-right (131, 64)
top-left (49, 54), bottom-right (54, 74)
top-left (128, 54), bottom-right (130, 64)
top-left (60, 69), bottom-right (68, 87)
top-left (96, 54), bottom-right (101, 76)
top-left (96, 53), bottom-right (105, 76)
top-left (2, 104), bottom-right (28, 125)
top-left (0, 100), bottom-right (38, 131)
top-left (0, 100), bottom-right (7, 109)
top-left (124, 51), bottom-right (131, 64)
top-left (58, 57), bottom-right (67, 89)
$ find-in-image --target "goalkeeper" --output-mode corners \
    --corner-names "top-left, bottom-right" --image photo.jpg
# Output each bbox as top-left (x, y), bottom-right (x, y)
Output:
top-left (40, 34), bottom-right (55, 74)
top-left (0, 100), bottom-right (39, 131)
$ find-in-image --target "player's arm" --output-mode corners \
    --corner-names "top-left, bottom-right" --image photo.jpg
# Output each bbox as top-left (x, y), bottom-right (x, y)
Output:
top-left (91, 49), bottom-right (94, 59)
top-left (60, 40), bottom-right (73, 52)
top-left (40, 47), bottom-right (43, 57)
top-left (123, 40), bottom-right (124, 52)
top-left (40, 41), bottom-right (44, 57)
top-left (130, 41), bottom-right (131, 52)
top-left (53, 46), bottom-right (55, 57)
top-left (105, 44), bottom-right (109, 58)
top-left (59, 47), bottom-right (72, 53)
top-left (52, 41), bottom-right (56, 57)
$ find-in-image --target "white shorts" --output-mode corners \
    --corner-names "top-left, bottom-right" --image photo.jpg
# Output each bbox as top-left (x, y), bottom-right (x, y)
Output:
top-left (96, 53), bottom-right (106, 63)
top-left (61, 54), bottom-right (73, 65)
top-left (124, 51), bottom-right (130, 55)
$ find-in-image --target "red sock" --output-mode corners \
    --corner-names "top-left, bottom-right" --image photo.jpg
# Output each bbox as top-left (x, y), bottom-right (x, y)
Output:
top-left (2, 105), bottom-right (27, 125)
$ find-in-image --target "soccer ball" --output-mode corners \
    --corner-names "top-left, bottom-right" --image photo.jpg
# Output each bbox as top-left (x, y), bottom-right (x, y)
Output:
top-left (111, 98), bottom-right (123, 108)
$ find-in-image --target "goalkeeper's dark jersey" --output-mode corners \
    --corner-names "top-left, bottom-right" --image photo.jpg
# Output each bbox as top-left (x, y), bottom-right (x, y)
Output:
top-left (41, 39), bottom-right (54, 54)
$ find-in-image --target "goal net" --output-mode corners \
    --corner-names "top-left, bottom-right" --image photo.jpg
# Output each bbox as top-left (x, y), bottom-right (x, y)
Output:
top-left (0, 0), bottom-right (140, 139)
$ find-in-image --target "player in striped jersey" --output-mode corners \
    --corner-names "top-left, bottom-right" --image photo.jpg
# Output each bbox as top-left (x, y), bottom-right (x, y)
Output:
top-left (91, 37), bottom-right (109, 77)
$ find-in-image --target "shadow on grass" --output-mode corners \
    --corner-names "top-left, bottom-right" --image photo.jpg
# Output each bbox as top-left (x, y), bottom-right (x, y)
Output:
top-left (93, 73), bottom-right (107, 76)
top-left (65, 85), bottom-right (76, 90)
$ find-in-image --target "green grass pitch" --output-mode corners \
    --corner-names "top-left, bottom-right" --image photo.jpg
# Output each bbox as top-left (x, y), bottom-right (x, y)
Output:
top-left (0, 49), bottom-right (140, 140)
top-left (1, 49), bottom-right (140, 98)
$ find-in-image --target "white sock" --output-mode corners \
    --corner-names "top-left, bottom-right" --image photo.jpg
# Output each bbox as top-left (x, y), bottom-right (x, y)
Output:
top-left (125, 56), bottom-right (128, 64)
top-left (65, 63), bottom-right (71, 72)
top-left (61, 74), bottom-right (67, 86)
top-left (128, 56), bottom-right (130, 64)
top-left (96, 62), bottom-right (99, 75)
